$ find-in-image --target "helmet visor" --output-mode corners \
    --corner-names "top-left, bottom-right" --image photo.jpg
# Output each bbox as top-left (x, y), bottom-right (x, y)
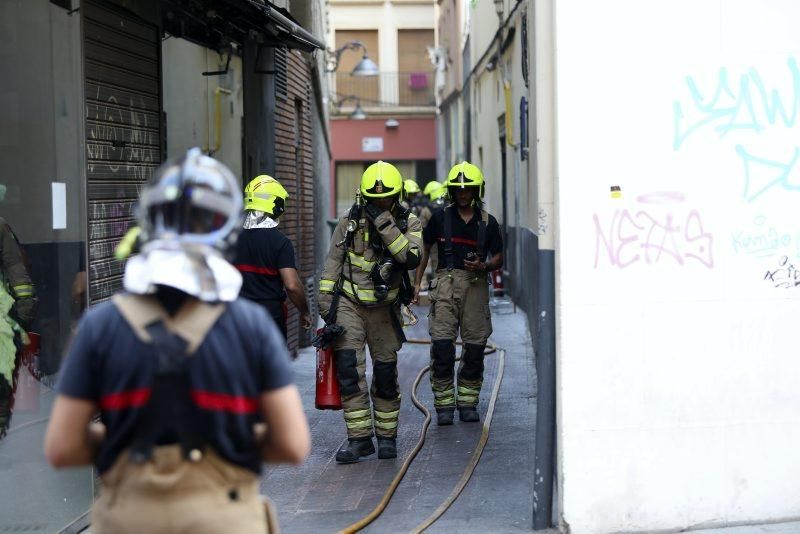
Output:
top-left (139, 151), bottom-right (242, 247)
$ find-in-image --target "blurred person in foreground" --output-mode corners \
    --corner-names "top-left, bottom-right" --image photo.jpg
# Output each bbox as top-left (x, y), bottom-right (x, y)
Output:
top-left (234, 175), bottom-right (312, 343)
top-left (44, 149), bottom-right (310, 533)
top-left (0, 187), bottom-right (37, 439)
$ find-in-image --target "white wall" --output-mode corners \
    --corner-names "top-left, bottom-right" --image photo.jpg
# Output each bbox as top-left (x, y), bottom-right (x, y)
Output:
top-left (556, 1), bottom-right (800, 532)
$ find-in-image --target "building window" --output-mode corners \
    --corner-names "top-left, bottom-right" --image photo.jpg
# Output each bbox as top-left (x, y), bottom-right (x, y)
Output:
top-left (398, 29), bottom-right (435, 106)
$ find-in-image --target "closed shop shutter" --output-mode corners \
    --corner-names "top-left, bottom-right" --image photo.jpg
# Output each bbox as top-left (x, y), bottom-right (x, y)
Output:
top-left (83, 0), bottom-right (161, 303)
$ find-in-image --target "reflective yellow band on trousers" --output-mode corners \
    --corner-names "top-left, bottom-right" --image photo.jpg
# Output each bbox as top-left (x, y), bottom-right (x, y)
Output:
top-left (319, 279), bottom-right (336, 293)
top-left (348, 252), bottom-right (375, 272)
top-left (374, 419), bottom-right (398, 430)
top-left (433, 388), bottom-right (455, 406)
top-left (387, 234), bottom-right (409, 255)
top-left (346, 418), bottom-right (373, 430)
top-left (344, 409), bottom-right (371, 420)
top-left (374, 407), bottom-right (400, 430)
top-left (12, 284), bottom-right (33, 297)
top-left (409, 231), bottom-right (422, 238)
top-left (341, 279), bottom-right (398, 303)
top-left (457, 386), bottom-right (480, 404)
top-left (374, 409), bottom-right (399, 420)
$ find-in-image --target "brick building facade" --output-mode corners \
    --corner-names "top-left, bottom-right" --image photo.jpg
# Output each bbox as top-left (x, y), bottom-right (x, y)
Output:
top-left (275, 49), bottom-right (316, 352)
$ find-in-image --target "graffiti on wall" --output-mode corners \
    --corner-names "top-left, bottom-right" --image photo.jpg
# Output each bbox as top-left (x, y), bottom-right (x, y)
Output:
top-left (538, 208), bottom-right (548, 236)
top-left (87, 86), bottom-right (158, 181)
top-left (673, 57), bottom-right (800, 203)
top-left (764, 256), bottom-right (800, 288)
top-left (593, 192), bottom-right (714, 269)
top-left (732, 215), bottom-right (800, 259)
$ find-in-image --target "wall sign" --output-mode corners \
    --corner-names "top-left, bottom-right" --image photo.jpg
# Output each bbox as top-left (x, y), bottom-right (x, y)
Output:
top-left (362, 137), bottom-right (384, 153)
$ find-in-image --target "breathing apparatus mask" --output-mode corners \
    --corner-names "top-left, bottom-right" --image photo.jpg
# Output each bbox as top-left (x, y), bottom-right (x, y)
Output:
top-left (370, 257), bottom-right (395, 302)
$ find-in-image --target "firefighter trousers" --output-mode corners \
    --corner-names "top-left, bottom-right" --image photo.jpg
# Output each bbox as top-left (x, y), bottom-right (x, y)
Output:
top-left (91, 445), bottom-right (267, 533)
top-left (333, 297), bottom-right (404, 439)
top-left (428, 270), bottom-right (492, 409)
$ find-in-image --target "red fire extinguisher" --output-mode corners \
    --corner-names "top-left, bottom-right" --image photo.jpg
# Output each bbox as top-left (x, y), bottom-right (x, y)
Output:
top-left (492, 269), bottom-right (505, 297)
top-left (315, 328), bottom-right (342, 410)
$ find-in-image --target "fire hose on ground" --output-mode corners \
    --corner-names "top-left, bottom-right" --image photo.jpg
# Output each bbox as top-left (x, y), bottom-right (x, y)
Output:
top-left (335, 338), bottom-right (506, 534)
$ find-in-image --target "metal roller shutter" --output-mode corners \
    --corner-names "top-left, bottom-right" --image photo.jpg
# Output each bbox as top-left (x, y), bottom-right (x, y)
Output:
top-left (83, 0), bottom-right (161, 303)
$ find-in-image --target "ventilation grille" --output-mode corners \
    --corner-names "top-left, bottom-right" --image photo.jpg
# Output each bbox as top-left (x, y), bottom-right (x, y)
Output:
top-left (275, 47), bottom-right (288, 100)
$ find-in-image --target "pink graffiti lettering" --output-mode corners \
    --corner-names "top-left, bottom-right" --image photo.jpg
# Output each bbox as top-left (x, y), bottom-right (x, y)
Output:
top-left (593, 194), bottom-right (714, 269)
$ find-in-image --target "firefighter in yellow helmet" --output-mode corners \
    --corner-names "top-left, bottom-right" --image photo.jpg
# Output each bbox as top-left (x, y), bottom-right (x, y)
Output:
top-left (403, 179), bottom-right (420, 203)
top-left (413, 162), bottom-right (503, 425)
top-left (234, 175), bottom-right (311, 345)
top-left (317, 161), bottom-right (423, 462)
top-left (426, 181), bottom-right (446, 208)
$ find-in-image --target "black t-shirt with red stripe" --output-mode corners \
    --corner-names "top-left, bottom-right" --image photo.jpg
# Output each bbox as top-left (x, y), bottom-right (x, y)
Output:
top-left (234, 228), bottom-right (297, 303)
top-left (56, 297), bottom-right (292, 475)
top-left (423, 205), bottom-right (503, 270)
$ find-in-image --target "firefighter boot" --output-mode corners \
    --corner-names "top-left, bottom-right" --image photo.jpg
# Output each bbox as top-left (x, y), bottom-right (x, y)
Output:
top-left (458, 407), bottom-right (480, 422)
top-left (335, 437), bottom-right (375, 464)
top-left (436, 408), bottom-right (455, 426)
top-left (377, 437), bottom-right (397, 459)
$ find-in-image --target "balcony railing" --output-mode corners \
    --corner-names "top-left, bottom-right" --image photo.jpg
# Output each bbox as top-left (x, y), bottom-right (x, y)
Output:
top-left (330, 71), bottom-right (436, 109)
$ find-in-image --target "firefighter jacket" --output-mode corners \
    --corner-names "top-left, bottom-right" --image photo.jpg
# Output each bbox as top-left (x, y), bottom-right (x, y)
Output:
top-left (0, 218), bottom-right (35, 327)
top-left (318, 206), bottom-right (422, 315)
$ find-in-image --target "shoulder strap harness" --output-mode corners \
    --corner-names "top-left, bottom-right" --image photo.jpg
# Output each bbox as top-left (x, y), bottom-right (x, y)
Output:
top-left (112, 294), bottom-right (226, 463)
top-left (443, 206), bottom-right (488, 270)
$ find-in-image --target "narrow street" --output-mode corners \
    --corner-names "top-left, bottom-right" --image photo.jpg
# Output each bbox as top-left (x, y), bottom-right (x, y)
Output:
top-left (262, 298), bottom-right (537, 533)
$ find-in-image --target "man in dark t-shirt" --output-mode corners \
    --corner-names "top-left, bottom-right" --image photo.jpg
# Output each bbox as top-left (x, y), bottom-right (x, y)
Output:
top-left (235, 175), bottom-right (311, 341)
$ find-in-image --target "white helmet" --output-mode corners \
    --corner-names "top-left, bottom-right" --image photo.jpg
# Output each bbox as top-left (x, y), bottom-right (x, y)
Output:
top-left (124, 148), bottom-right (243, 301)
top-left (137, 147), bottom-right (242, 253)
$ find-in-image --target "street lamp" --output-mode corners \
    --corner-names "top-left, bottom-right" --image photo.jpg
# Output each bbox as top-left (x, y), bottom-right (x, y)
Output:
top-left (334, 95), bottom-right (367, 120)
top-left (326, 40), bottom-right (379, 76)
top-left (350, 102), bottom-right (367, 120)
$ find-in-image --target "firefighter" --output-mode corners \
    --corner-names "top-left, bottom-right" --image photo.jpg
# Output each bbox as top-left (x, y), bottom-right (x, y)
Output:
top-left (234, 175), bottom-right (312, 342)
top-left (402, 179), bottom-right (421, 212)
top-left (421, 181), bottom-right (444, 276)
top-left (426, 180), bottom-right (446, 209)
top-left (0, 215), bottom-right (36, 440)
top-left (422, 180), bottom-right (439, 199)
top-left (44, 149), bottom-right (310, 533)
top-left (406, 179), bottom-right (433, 229)
top-left (413, 162), bottom-right (503, 425)
top-left (318, 161), bottom-right (422, 463)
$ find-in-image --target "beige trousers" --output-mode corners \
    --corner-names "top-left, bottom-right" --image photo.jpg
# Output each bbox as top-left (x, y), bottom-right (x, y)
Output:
top-left (428, 270), bottom-right (492, 409)
top-left (92, 446), bottom-right (267, 534)
top-left (334, 297), bottom-right (404, 439)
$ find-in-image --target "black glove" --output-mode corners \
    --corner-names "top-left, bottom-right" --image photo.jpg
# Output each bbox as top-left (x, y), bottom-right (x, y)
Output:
top-left (312, 323), bottom-right (345, 349)
top-left (364, 202), bottom-right (386, 223)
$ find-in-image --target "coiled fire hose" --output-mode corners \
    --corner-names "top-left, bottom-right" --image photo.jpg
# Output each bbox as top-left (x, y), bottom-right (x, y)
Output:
top-left (337, 339), bottom-right (505, 534)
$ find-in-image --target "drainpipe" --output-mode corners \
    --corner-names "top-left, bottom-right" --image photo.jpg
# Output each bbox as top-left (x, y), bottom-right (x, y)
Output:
top-left (203, 87), bottom-right (233, 155)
